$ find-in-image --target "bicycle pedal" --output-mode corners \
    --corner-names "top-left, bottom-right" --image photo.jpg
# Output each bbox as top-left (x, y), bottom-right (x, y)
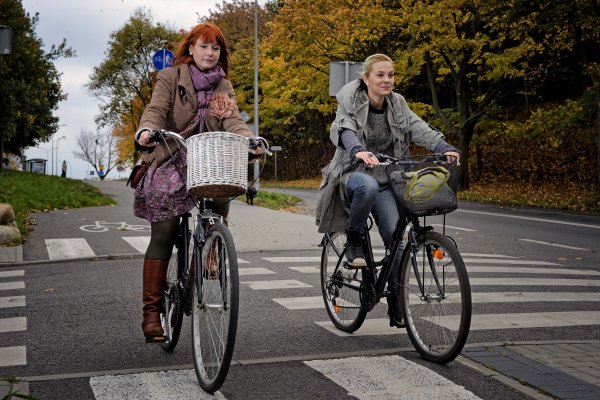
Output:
top-left (145, 335), bottom-right (167, 343)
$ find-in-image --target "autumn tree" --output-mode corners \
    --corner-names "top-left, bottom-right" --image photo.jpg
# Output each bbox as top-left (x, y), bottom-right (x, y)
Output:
top-left (393, 0), bottom-right (546, 189)
top-left (0, 0), bottom-right (73, 170)
top-left (202, 0), bottom-right (276, 126)
top-left (526, 0), bottom-right (600, 194)
top-left (259, 0), bottom-right (401, 177)
top-left (86, 7), bottom-right (180, 166)
top-left (73, 129), bottom-right (117, 180)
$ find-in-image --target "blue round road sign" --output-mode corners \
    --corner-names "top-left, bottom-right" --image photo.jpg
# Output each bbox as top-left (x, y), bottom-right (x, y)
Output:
top-left (153, 49), bottom-right (174, 70)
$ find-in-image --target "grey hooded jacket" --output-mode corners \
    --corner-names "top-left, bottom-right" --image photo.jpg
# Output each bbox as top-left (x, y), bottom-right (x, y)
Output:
top-left (315, 79), bottom-right (446, 233)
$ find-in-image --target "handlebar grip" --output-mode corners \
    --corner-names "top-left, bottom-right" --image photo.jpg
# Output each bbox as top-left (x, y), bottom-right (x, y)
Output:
top-left (148, 130), bottom-right (164, 143)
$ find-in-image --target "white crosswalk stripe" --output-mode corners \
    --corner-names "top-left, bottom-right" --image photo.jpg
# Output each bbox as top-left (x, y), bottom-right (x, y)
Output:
top-left (306, 355), bottom-right (481, 400)
top-left (0, 295), bottom-right (25, 308)
top-left (0, 281), bottom-right (24, 290)
top-left (46, 238), bottom-right (95, 259)
top-left (122, 236), bottom-right (150, 254)
top-left (91, 370), bottom-right (226, 400)
top-left (1, 269), bottom-right (27, 367)
top-left (241, 279), bottom-right (313, 290)
top-left (42, 236), bottom-right (251, 263)
top-left (0, 270), bottom-right (24, 278)
top-left (0, 346), bottom-right (26, 367)
top-left (0, 317), bottom-right (26, 333)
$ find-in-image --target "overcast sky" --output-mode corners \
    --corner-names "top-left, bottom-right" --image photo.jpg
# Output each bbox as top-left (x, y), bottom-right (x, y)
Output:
top-left (21, 0), bottom-right (263, 179)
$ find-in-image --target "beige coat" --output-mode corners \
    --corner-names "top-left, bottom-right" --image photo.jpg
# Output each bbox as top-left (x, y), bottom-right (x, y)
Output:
top-left (316, 79), bottom-right (446, 233)
top-left (137, 63), bottom-right (252, 167)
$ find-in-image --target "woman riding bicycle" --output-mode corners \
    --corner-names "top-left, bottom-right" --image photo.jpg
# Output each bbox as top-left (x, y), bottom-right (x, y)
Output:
top-left (133, 22), bottom-right (262, 342)
top-left (316, 53), bottom-right (460, 328)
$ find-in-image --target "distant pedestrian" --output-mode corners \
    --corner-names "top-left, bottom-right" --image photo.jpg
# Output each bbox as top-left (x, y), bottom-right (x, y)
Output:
top-left (246, 186), bottom-right (257, 205)
top-left (61, 160), bottom-right (67, 177)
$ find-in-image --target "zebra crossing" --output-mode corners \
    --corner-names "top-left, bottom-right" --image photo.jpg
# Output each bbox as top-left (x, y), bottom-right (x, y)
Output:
top-left (4, 246), bottom-right (600, 399)
top-left (0, 269), bottom-right (27, 368)
top-left (241, 251), bottom-right (600, 337)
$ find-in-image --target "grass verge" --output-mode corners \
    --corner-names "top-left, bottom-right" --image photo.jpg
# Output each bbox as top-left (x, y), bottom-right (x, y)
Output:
top-left (0, 170), bottom-right (115, 238)
top-left (261, 178), bottom-right (600, 214)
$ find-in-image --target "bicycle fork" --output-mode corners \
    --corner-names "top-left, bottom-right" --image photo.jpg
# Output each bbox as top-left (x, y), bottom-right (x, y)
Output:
top-left (406, 227), bottom-right (445, 302)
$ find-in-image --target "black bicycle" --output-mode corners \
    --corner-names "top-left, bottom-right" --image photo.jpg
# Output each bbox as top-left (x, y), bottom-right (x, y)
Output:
top-left (148, 129), bottom-right (269, 392)
top-left (320, 154), bottom-right (471, 364)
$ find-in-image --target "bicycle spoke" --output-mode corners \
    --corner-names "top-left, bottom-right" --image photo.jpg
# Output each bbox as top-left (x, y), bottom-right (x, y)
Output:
top-left (192, 223), bottom-right (238, 393)
top-left (401, 231), bottom-right (471, 364)
top-left (320, 232), bottom-right (367, 332)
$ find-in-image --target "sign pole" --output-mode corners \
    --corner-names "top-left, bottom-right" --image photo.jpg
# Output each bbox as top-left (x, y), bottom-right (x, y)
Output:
top-left (253, 0), bottom-right (260, 189)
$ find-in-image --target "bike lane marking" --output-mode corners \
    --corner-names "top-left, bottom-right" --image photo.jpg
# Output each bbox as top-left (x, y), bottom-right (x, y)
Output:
top-left (456, 209), bottom-right (600, 229)
top-left (517, 238), bottom-right (590, 251)
top-left (45, 238), bottom-right (95, 260)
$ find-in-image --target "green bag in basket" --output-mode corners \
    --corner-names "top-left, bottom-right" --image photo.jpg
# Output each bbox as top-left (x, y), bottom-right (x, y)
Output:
top-left (387, 165), bottom-right (458, 216)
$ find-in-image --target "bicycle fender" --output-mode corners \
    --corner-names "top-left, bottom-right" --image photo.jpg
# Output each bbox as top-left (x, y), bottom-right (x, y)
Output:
top-left (193, 222), bottom-right (205, 246)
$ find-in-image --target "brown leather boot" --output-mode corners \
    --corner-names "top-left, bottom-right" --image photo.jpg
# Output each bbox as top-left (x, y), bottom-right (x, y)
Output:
top-left (142, 259), bottom-right (168, 341)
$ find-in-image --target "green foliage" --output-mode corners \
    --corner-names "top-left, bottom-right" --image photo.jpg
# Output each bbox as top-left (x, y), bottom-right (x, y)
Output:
top-left (0, 0), bottom-right (74, 154)
top-left (0, 170), bottom-right (115, 238)
top-left (473, 98), bottom-right (597, 186)
top-left (85, 8), bottom-right (180, 129)
top-left (236, 189), bottom-right (302, 211)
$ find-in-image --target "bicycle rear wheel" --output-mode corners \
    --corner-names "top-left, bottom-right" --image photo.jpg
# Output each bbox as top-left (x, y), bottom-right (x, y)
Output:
top-left (320, 232), bottom-right (367, 333)
top-left (400, 231), bottom-right (471, 364)
top-left (192, 223), bottom-right (239, 393)
top-left (161, 223), bottom-right (187, 352)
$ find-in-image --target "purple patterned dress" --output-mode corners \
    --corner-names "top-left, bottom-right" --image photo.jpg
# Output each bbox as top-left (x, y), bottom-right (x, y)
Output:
top-left (133, 147), bottom-right (196, 222)
top-left (133, 64), bottom-right (227, 223)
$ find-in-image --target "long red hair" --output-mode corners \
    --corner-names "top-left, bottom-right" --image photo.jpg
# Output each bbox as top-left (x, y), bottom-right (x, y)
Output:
top-left (173, 22), bottom-right (231, 79)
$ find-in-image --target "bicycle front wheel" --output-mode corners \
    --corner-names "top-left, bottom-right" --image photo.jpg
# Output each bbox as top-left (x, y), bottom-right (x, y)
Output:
top-left (192, 223), bottom-right (239, 393)
top-left (320, 232), bottom-right (367, 333)
top-left (400, 231), bottom-right (471, 364)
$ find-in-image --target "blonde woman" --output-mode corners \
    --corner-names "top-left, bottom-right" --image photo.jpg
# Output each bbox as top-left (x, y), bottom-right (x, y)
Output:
top-left (316, 54), bottom-right (460, 327)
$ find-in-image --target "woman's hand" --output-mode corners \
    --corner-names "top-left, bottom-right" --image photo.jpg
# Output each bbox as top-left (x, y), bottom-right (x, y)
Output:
top-left (355, 151), bottom-right (379, 167)
top-left (444, 151), bottom-right (461, 166)
top-left (137, 130), bottom-right (157, 147)
top-left (250, 147), bottom-right (265, 156)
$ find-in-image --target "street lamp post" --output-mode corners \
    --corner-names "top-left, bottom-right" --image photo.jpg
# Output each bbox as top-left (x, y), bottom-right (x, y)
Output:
top-left (55, 136), bottom-right (67, 176)
top-left (38, 147), bottom-right (55, 174)
top-left (253, 0), bottom-right (260, 189)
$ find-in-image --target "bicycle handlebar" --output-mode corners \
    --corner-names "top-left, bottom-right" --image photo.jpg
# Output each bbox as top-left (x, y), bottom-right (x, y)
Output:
top-left (147, 129), bottom-right (272, 157)
top-left (375, 153), bottom-right (449, 166)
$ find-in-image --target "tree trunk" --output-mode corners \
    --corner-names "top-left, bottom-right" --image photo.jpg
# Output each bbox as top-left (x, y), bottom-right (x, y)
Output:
top-left (597, 90), bottom-right (600, 196)
top-left (0, 132), bottom-right (3, 173)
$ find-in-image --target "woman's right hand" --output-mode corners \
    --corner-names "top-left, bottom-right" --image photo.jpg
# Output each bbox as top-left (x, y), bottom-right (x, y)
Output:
top-left (137, 129), bottom-right (157, 147)
top-left (355, 151), bottom-right (379, 167)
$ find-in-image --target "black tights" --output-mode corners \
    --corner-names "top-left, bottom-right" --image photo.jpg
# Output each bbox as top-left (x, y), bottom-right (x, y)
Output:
top-left (145, 217), bottom-right (179, 261)
top-left (144, 198), bottom-right (230, 261)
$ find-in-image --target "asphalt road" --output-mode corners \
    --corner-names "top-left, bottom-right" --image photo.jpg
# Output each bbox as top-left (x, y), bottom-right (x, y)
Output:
top-left (1, 180), bottom-right (600, 399)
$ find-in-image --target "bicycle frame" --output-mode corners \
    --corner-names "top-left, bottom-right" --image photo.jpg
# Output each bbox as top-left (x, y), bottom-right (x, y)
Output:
top-left (323, 211), bottom-right (447, 306)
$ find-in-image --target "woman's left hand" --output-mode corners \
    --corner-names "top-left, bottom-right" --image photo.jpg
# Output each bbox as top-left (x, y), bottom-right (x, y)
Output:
top-left (355, 151), bottom-right (379, 167)
top-left (251, 147), bottom-right (265, 156)
top-left (444, 151), bottom-right (461, 166)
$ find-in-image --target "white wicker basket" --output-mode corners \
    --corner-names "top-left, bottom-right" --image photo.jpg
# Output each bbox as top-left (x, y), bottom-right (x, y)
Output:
top-left (186, 131), bottom-right (249, 198)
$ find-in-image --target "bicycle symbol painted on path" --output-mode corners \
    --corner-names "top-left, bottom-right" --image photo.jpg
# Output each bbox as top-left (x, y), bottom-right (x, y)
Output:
top-left (79, 221), bottom-right (150, 233)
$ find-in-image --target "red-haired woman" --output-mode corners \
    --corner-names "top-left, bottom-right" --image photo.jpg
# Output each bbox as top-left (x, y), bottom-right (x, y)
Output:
top-left (133, 22), bottom-right (257, 342)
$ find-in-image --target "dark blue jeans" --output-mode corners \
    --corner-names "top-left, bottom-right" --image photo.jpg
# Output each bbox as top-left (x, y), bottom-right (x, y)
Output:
top-left (346, 172), bottom-right (404, 291)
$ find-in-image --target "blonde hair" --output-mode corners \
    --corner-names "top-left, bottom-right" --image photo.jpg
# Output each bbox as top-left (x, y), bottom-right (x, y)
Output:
top-left (362, 54), bottom-right (394, 78)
